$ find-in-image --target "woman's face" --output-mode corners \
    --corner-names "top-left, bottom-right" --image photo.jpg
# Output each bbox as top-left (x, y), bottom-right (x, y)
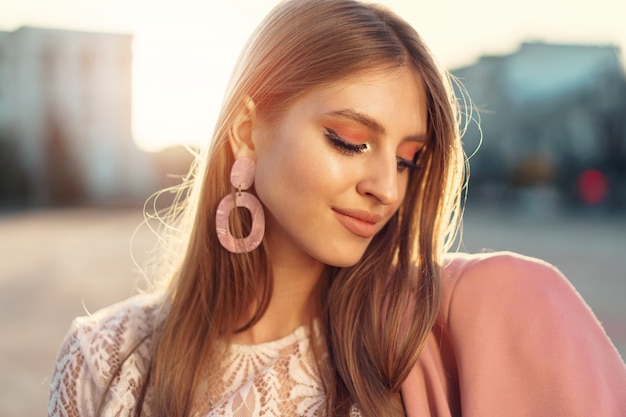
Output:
top-left (251, 67), bottom-right (428, 267)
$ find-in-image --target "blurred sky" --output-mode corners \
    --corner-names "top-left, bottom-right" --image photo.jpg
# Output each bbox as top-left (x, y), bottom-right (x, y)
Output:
top-left (2, 0), bottom-right (625, 151)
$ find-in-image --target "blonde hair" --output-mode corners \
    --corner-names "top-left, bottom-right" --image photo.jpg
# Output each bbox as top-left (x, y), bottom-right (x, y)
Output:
top-left (127, 0), bottom-right (465, 416)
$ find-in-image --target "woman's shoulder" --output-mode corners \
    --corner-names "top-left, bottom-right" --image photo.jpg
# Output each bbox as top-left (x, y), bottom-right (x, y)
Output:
top-left (69, 292), bottom-right (163, 379)
top-left (438, 251), bottom-right (571, 324)
top-left (71, 291), bottom-right (164, 341)
top-left (418, 251), bottom-right (626, 416)
top-left (49, 292), bottom-right (165, 415)
top-left (441, 250), bottom-right (560, 284)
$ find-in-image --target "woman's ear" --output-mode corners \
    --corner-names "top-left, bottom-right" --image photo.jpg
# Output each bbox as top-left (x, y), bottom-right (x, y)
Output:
top-left (230, 95), bottom-right (257, 159)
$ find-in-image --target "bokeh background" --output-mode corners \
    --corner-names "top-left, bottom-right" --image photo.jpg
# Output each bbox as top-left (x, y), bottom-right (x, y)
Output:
top-left (1, 0), bottom-right (625, 415)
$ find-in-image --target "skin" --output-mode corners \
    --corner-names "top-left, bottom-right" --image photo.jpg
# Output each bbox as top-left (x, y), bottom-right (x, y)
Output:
top-left (230, 66), bottom-right (428, 343)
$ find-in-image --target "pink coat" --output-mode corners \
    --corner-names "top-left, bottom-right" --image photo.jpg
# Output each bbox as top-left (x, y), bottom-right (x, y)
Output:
top-left (401, 252), bottom-right (626, 416)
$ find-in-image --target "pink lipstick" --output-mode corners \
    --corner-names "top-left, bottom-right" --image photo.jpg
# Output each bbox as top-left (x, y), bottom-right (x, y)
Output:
top-left (332, 208), bottom-right (382, 238)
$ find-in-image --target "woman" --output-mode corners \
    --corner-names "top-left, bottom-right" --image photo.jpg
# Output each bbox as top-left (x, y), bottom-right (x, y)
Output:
top-left (48, 0), bottom-right (626, 416)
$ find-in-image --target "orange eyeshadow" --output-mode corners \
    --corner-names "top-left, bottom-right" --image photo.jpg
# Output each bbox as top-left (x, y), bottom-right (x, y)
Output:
top-left (397, 141), bottom-right (423, 160)
top-left (323, 122), bottom-right (369, 143)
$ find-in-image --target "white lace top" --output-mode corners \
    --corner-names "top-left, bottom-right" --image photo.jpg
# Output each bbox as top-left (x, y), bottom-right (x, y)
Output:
top-left (47, 293), bottom-right (354, 417)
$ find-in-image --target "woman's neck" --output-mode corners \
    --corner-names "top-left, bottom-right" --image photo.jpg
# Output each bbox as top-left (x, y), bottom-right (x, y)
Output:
top-left (232, 254), bottom-right (325, 345)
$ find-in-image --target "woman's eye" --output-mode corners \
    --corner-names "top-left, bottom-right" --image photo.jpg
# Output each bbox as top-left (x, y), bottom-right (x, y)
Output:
top-left (396, 149), bottom-right (422, 173)
top-left (324, 127), bottom-right (368, 155)
top-left (396, 157), bottom-right (419, 173)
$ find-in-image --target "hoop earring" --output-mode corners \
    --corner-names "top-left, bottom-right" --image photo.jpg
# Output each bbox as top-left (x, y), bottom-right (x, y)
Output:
top-left (215, 157), bottom-right (265, 253)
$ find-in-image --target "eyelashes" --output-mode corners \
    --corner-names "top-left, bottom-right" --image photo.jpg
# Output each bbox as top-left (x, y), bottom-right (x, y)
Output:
top-left (324, 127), bottom-right (368, 154)
top-left (397, 153), bottom-right (420, 172)
top-left (323, 127), bottom-right (421, 172)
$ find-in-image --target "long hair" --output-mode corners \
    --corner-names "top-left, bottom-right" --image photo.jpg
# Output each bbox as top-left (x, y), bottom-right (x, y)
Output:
top-left (144, 0), bottom-right (465, 416)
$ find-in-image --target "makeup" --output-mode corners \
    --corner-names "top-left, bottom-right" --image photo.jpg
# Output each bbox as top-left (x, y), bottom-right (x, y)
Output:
top-left (324, 127), bottom-right (369, 154)
top-left (332, 207), bottom-right (382, 238)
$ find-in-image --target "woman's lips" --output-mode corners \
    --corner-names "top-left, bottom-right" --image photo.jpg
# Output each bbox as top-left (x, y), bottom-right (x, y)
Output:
top-left (332, 208), bottom-right (382, 238)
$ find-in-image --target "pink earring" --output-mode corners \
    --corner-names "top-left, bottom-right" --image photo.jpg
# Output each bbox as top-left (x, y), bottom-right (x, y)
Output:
top-left (215, 157), bottom-right (265, 253)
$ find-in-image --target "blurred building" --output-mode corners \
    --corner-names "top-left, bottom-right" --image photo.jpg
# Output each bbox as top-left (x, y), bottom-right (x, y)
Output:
top-left (454, 42), bottom-right (626, 209)
top-left (0, 26), bottom-right (157, 206)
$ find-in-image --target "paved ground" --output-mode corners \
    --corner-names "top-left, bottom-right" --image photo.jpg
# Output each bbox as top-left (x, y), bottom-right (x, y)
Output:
top-left (1, 206), bottom-right (625, 416)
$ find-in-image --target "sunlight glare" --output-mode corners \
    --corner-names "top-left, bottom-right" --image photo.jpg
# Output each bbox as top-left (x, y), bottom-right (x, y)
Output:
top-left (126, 0), bottom-right (625, 152)
top-left (131, 1), bottom-right (271, 152)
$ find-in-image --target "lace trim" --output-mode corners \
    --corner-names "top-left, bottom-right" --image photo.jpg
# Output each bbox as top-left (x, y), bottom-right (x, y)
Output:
top-left (193, 325), bottom-right (324, 416)
top-left (48, 293), bottom-right (361, 417)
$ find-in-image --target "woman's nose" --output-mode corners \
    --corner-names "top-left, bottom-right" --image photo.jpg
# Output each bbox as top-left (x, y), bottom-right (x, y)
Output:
top-left (356, 153), bottom-right (400, 205)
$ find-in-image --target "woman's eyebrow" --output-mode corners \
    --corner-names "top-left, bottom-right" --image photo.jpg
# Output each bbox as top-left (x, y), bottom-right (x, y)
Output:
top-left (406, 134), bottom-right (427, 144)
top-left (325, 109), bottom-right (427, 143)
top-left (325, 109), bottom-right (386, 135)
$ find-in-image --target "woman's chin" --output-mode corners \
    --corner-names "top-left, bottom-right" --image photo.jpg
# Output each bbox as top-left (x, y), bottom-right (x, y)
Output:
top-left (319, 252), bottom-right (366, 268)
